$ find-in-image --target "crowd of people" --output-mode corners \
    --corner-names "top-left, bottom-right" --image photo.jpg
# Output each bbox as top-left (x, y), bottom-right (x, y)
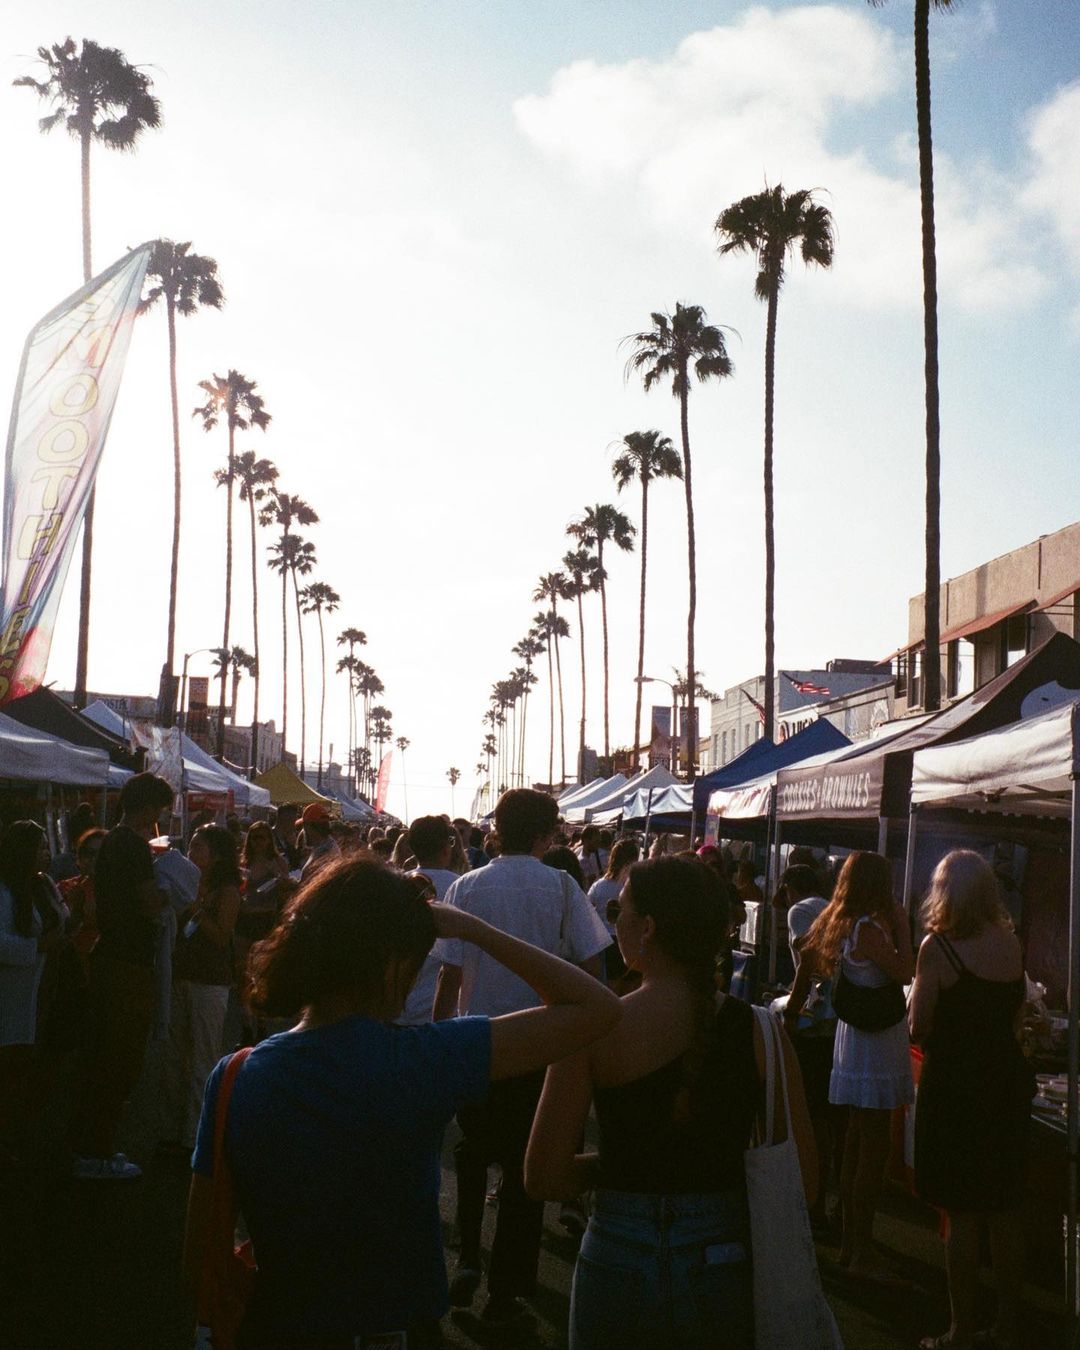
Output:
top-left (0, 777), bottom-right (1035, 1349)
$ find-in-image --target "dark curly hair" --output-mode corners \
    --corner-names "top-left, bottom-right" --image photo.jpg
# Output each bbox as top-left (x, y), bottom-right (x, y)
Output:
top-left (247, 857), bottom-right (437, 1018)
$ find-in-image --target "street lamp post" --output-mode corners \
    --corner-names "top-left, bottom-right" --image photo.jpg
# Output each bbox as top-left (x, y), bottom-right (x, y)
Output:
top-left (634, 674), bottom-right (679, 777)
top-left (179, 647), bottom-right (216, 738)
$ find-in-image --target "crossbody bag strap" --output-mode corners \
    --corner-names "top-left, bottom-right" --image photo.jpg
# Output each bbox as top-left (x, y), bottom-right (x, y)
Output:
top-left (214, 1046), bottom-right (253, 1171)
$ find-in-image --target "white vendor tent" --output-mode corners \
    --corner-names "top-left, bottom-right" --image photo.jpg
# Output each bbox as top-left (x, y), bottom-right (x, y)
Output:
top-left (557, 778), bottom-right (603, 809)
top-left (83, 701), bottom-right (270, 807)
top-left (560, 774), bottom-right (629, 824)
top-left (0, 710), bottom-right (110, 786)
top-left (585, 765), bottom-right (679, 825)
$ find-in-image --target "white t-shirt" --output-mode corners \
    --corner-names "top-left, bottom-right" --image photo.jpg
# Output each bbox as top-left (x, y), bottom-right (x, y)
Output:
top-left (586, 877), bottom-right (623, 937)
top-left (575, 845), bottom-right (609, 889)
top-left (434, 854), bottom-right (610, 1018)
top-left (787, 894), bottom-right (828, 965)
top-left (398, 868), bottom-right (460, 1027)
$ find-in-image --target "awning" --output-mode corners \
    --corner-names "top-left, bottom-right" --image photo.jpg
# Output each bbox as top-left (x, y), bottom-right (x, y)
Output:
top-left (1037, 580), bottom-right (1080, 613)
top-left (0, 711), bottom-right (111, 786)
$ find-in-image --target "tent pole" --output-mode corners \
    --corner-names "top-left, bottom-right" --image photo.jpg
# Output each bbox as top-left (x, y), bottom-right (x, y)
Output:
top-left (877, 815), bottom-right (888, 855)
top-left (903, 805), bottom-right (919, 914)
top-left (1068, 750), bottom-right (1080, 1323)
top-left (642, 788), bottom-right (654, 852)
top-left (768, 820), bottom-right (783, 987)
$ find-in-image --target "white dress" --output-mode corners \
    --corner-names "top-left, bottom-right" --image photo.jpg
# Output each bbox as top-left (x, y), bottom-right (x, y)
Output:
top-left (0, 883), bottom-right (44, 1048)
top-left (828, 917), bottom-right (914, 1110)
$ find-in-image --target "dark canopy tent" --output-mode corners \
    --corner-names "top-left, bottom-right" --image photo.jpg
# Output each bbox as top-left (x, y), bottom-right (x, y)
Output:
top-left (692, 717), bottom-right (850, 820)
top-left (4, 687), bottom-right (143, 772)
top-left (774, 632), bottom-right (1080, 846)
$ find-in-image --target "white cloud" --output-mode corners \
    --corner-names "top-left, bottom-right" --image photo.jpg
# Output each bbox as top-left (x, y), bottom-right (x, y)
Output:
top-left (514, 4), bottom-right (1047, 315)
top-left (1023, 83), bottom-right (1080, 270)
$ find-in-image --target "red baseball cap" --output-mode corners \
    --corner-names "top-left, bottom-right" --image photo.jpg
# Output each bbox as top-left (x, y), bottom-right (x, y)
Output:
top-left (302, 802), bottom-right (332, 825)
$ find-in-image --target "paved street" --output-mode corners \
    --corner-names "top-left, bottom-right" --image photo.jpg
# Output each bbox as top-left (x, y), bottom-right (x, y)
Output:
top-left (0, 1112), bottom-right (1069, 1350)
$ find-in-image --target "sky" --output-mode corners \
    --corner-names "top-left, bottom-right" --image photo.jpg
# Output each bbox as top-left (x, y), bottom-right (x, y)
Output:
top-left (1, 1), bottom-right (1078, 822)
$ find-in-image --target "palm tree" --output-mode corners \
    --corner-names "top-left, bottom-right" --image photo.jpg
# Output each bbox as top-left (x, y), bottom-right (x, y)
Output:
top-left (211, 646), bottom-right (257, 747)
top-left (612, 430), bottom-right (683, 768)
top-left (562, 547), bottom-right (601, 782)
top-left (141, 240), bottom-right (224, 723)
top-left (336, 627), bottom-right (367, 793)
top-left (531, 611), bottom-right (564, 791)
top-left (300, 582), bottom-right (341, 789)
top-left (533, 571), bottom-right (570, 783)
top-left (288, 539), bottom-right (317, 774)
top-left (15, 37), bottom-right (161, 708)
top-left (232, 452), bottom-right (278, 769)
top-left (865, 0), bottom-right (954, 710)
top-left (624, 304), bottom-right (733, 773)
top-left (716, 185), bottom-right (834, 740)
top-left (194, 370), bottom-right (271, 755)
top-left (481, 731), bottom-right (497, 797)
top-left (513, 634), bottom-right (545, 788)
top-left (672, 668), bottom-right (719, 776)
top-left (396, 736), bottom-right (411, 821)
top-left (447, 766), bottom-right (461, 816)
top-left (567, 504), bottom-right (635, 761)
top-left (260, 491), bottom-right (318, 751)
top-left (371, 707), bottom-right (393, 797)
top-left (354, 664), bottom-right (383, 784)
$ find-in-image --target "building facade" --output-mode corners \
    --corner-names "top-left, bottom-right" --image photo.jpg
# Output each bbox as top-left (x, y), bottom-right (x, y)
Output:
top-left (895, 518), bottom-right (1080, 714)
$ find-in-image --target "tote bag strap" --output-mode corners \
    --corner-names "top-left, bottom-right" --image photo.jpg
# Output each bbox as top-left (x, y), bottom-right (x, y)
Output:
top-left (751, 1005), bottom-right (795, 1148)
top-left (214, 1046), bottom-right (253, 1168)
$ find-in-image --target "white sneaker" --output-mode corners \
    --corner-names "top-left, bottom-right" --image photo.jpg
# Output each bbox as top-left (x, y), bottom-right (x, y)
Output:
top-left (72, 1152), bottom-right (142, 1181)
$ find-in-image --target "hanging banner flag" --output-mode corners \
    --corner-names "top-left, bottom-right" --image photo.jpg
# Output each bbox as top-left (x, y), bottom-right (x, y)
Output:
top-left (0, 244), bottom-right (152, 705)
top-left (375, 750), bottom-right (393, 814)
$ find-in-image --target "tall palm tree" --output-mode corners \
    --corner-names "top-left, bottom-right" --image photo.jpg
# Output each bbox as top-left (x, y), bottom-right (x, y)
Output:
top-left (866, 0), bottom-right (954, 710)
top-left (354, 664), bottom-right (383, 782)
top-left (612, 430), bottom-right (683, 768)
top-left (447, 766), bottom-right (461, 816)
top-left (371, 707), bottom-right (393, 797)
top-left (567, 504), bottom-right (636, 761)
top-left (141, 240), bottom-right (224, 724)
top-left (624, 304), bottom-right (733, 774)
top-left (232, 452), bottom-right (278, 770)
top-left (194, 370), bottom-right (271, 755)
top-left (532, 610), bottom-right (565, 792)
top-left (533, 571), bottom-right (570, 783)
top-left (481, 731), bottom-right (498, 799)
top-left (260, 491), bottom-right (318, 751)
top-left (716, 185), bottom-right (834, 740)
top-left (672, 667), bottom-right (719, 775)
top-left (16, 37), bottom-right (161, 708)
top-left (300, 582), bottom-right (341, 789)
top-left (336, 627), bottom-right (367, 793)
top-left (396, 736), bottom-right (411, 821)
top-left (288, 539), bottom-right (317, 774)
top-left (562, 547), bottom-right (601, 782)
top-left (211, 646), bottom-right (257, 745)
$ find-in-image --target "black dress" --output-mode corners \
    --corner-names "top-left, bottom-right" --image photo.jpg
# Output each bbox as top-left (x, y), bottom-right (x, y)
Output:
top-left (914, 934), bottom-right (1035, 1212)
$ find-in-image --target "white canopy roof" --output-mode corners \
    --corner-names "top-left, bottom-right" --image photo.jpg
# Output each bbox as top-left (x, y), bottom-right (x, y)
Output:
top-left (584, 765), bottom-right (680, 824)
top-left (83, 702), bottom-right (270, 807)
top-left (911, 700), bottom-right (1080, 818)
top-left (0, 710), bottom-right (110, 786)
top-left (556, 781), bottom-right (584, 804)
top-left (561, 773), bottom-right (630, 823)
top-left (557, 777), bottom-right (604, 809)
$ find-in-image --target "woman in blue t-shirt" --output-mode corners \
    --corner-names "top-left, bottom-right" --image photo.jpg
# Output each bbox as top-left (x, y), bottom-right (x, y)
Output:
top-left (183, 856), bottom-right (619, 1349)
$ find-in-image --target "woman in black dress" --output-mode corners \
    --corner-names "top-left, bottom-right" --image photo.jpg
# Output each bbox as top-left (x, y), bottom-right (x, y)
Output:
top-left (909, 850), bottom-right (1034, 1350)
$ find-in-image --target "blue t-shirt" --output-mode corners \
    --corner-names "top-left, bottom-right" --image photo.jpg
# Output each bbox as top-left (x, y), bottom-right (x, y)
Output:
top-left (193, 1014), bottom-right (491, 1338)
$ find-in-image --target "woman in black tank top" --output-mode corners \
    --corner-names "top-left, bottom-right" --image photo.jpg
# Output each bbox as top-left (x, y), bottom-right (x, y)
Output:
top-left (526, 857), bottom-right (816, 1349)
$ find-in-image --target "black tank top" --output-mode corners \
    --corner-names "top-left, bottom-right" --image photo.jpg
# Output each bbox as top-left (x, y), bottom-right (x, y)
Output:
top-left (594, 995), bottom-right (760, 1194)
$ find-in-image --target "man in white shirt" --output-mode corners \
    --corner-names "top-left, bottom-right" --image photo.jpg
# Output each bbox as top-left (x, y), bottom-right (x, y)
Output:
top-left (574, 824), bottom-right (609, 889)
top-left (433, 788), bottom-right (610, 1332)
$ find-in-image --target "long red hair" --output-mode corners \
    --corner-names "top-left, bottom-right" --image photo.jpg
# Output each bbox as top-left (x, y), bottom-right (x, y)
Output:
top-left (805, 851), bottom-right (893, 974)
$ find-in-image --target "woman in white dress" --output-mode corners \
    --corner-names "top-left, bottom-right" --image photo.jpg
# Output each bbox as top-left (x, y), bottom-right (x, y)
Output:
top-left (791, 851), bottom-right (914, 1280)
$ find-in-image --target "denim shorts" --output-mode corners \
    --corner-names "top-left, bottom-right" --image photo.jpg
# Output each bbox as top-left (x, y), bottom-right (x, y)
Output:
top-left (569, 1188), bottom-right (753, 1350)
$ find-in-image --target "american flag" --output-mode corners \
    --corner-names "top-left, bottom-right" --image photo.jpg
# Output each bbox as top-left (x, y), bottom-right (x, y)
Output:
top-left (784, 673), bottom-right (830, 696)
top-left (742, 688), bottom-right (767, 724)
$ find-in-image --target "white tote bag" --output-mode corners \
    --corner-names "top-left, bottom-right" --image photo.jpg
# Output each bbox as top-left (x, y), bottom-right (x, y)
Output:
top-left (745, 1005), bottom-right (843, 1350)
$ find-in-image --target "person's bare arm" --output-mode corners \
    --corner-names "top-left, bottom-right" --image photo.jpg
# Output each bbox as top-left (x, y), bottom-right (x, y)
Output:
top-left (433, 964), bottom-right (462, 1021)
top-left (525, 1050), bottom-right (598, 1200)
top-left (854, 907), bottom-right (915, 984)
top-left (908, 935), bottom-right (942, 1043)
top-left (182, 1172), bottom-right (212, 1296)
top-left (781, 944), bottom-right (819, 1029)
top-left (431, 905), bottom-right (620, 1080)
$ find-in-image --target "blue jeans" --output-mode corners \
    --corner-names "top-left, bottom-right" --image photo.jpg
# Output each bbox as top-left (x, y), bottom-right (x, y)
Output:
top-left (570, 1189), bottom-right (754, 1350)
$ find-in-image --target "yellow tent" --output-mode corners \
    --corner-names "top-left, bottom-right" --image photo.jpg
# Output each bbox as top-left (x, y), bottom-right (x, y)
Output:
top-left (252, 762), bottom-right (336, 808)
